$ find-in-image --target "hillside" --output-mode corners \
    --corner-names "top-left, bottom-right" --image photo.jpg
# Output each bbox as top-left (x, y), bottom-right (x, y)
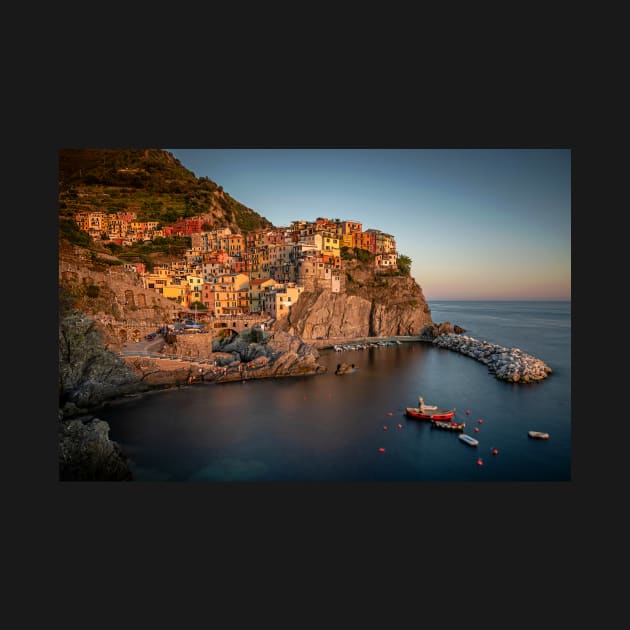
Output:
top-left (58, 148), bottom-right (272, 233)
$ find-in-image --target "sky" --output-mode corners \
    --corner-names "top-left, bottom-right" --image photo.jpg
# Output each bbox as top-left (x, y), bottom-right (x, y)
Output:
top-left (167, 149), bottom-right (571, 301)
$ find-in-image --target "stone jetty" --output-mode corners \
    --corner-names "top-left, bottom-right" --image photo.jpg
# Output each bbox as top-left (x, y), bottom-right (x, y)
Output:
top-left (432, 333), bottom-right (552, 383)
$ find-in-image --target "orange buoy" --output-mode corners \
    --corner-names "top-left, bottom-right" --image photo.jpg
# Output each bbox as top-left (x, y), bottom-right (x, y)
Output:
top-left (378, 447), bottom-right (386, 453)
top-left (476, 458), bottom-right (483, 466)
top-left (474, 427), bottom-right (479, 433)
top-left (383, 425), bottom-right (388, 431)
top-left (492, 448), bottom-right (499, 455)
top-left (478, 419), bottom-right (483, 424)
top-left (465, 410), bottom-right (470, 415)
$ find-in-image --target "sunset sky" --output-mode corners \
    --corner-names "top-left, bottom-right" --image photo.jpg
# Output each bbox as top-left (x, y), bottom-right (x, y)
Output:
top-left (167, 149), bottom-right (571, 300)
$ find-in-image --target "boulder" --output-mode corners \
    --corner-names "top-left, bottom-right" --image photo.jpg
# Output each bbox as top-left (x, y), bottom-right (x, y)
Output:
top-left (59, 417), bottom-right (132, 481)
top-left (436, 322), bottom-right (455, 335)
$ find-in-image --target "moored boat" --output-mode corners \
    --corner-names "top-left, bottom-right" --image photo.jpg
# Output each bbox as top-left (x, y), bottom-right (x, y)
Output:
top-left (459, 434), bottom-right (479, 446)
top-left (528, 431), bottom-right (550, 439)
top-left (406, 407), bottom-right (456, 421)
top-left (431, 419), bottom-right (466, 431)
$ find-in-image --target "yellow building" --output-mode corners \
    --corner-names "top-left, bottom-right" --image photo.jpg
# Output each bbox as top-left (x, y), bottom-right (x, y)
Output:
top-left (211, 272), bottom-right (250, 291)
top-left (205, 286), bottom-right (250, 315)
top-left (186, 274), bottom-right (204, 293)
top-left (162, 283), bottom-right (191, 307)
top-left (75, 211), bottom-right (109, 237)
top-left (262, 283), bottom-right (304, 319)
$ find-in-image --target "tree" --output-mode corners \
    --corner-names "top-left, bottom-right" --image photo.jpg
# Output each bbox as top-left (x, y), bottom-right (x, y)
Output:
top-left (355, 248), bottom-right (372, 264)
top-left (397, 254), bottom-right (412, 276)
top-left (341, 246), bottom-right (355, 261)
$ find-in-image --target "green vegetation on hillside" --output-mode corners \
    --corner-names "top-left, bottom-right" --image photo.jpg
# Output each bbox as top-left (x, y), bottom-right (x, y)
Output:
top-left (58, 149), bottom-right (272, 234)
top-left (59, 218), bottom-right (93, 248)
top-left (341, 246), bottom-right (373, 264)
top-left (397, 254), bottom-right (412, 276)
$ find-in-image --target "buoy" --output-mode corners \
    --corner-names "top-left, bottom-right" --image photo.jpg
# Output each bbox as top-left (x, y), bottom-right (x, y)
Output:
top-left (378, 447), bottom-right (385, 453)
top-left (477, 458), bottom-right (483, 466)
top-left (465, 410), bottom-right (470, 415)
top-left (383, 425), bottom-right (388, 431)
top-left (474, 427), bottom-right (479, 433)
top-left (478, 419), bottom-right (483, 424)
top-left (397, 423), bottom-right (403, 429)
top-left (492, 448), bottom-right (499, 455)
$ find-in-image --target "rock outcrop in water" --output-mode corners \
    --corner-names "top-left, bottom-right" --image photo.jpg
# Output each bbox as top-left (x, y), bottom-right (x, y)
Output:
top-left (433, 333), bottom-right (552, 383)
top-left (420, 322), bottom-right (466, 339)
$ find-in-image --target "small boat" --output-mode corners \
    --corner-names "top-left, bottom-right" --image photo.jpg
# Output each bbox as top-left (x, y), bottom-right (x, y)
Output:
top-left (406, 407), bottom-right (456, 421)
top-left (528, 431), bottom-right (550, 439)
top-left (431, 419), bottom-right (466, 432)
top-left (459, 434), bottom-right (479, 446)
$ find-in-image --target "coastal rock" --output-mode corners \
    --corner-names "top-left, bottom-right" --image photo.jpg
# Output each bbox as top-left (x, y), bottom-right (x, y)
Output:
top-left (433, 333), bottom-right (551, 383)
top-left (335, 362), bottom-right (357, 375)
top-left (420, 323), bottom-right (439, 339)
top-left (212, 352), bottom-right (236, 367)
top-left (59, 303), bottom-right (145, 412)
top-left (276, 291), bottom-right (372, 339)
top-left (59, 417), bottom-right (132, 481)
top-left (437, 322), bottom-right (455, 335)
top-left (276, 286), bottom-right (433, 341)
top-left (265, 331), bottom-right (325, 377)
top-left (454, 325), bottom-right (466, 334)
top-left (209, 330), bottom-right (326, 382)
top-left (124, 357), bottom-right (194, 387)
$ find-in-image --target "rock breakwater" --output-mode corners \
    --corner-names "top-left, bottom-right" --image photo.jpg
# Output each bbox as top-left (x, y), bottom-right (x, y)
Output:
top-left (432, 334), bottom-right (552, 383)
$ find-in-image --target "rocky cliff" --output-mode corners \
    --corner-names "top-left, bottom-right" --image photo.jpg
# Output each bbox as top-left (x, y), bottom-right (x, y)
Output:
top-left (275, 261), bottom-right (433, 342)
top-left (58, 294), bottom-right (147, 414)
top-left (59, 413), bottom-right (133, 481)
top-left (59, 240), bottom-right (180, 351)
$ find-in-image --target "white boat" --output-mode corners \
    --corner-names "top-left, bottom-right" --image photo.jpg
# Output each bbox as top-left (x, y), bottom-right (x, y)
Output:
top-left (459, 434), bottom-right (479, 447)
top-left (528, 431), bottom-right (550, 439)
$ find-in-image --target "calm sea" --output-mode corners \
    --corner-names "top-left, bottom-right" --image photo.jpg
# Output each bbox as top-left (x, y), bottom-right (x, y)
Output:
top-left (102, 300), bottom-right (571, 481)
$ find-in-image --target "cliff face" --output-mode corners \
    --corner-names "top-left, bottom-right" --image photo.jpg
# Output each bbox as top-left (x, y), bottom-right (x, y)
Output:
top-left (275, 262), bottom-right (433, 341)
top-left (59, 241), bottom-right (180, 350)
top-left (59, 300), bottom-right (147, 413)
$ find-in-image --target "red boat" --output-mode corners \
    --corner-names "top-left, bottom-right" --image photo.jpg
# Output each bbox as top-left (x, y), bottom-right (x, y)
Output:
top-left (405, 407), bottom-right (456, 421)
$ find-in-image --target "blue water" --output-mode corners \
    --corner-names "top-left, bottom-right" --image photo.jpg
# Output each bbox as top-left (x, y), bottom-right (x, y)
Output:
top-left (102, 301), bottom-right (571, 481)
